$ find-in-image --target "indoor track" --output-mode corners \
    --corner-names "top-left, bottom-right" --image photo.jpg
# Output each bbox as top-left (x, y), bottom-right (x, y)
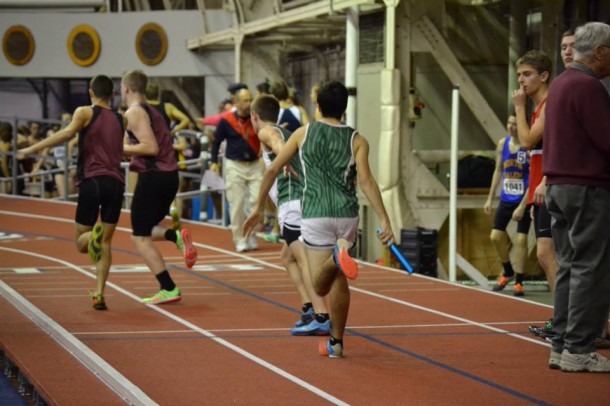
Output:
top-left (0, 195), bottom-right (608, 405)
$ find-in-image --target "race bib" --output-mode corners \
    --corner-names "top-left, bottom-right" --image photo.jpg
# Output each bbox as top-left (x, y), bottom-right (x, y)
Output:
top-left (503, 179), bottom-right (524, 195)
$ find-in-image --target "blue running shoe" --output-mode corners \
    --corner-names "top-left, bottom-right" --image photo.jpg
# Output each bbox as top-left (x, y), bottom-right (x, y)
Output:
top-left (294, 307), bottom-right (315, 327)
top-left (319, 339), bottom-right (343, 358)
top-left (291, 319), bottom-right (330, 336)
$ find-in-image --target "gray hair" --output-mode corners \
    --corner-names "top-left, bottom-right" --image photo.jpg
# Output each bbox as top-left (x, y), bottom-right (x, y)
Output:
top-left (574, 22), bottom-right (610, 59)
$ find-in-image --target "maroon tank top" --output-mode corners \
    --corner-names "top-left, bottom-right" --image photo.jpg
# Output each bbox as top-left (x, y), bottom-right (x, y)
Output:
top-left (76, 105), bottom-right (125, 185)
top-left (127, 103), bottom-right (178, 173)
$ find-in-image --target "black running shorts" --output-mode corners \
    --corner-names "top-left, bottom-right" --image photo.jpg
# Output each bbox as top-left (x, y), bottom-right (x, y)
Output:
top-left (75, 176), bottom-right (124, 226)
top-left (533, 204), bottom-right (552, 239)
top-left (131, 170), bottom-right (179, 236)
top-left (492, 200), bottom-right (532, 234)
top-left (282, 223), bottom-right (301, 246)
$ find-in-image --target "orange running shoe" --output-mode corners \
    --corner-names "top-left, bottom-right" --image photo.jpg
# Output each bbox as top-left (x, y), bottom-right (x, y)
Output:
top-left (513, 282), bottom-right (525, 297)
top-left (492, 274), bottom-right (514, 291)
top-left (319, 339), bottom-right (343, 358)
top-left (91, 293), bottom-right (107, 311)
top-left (334, 246), bottom-right (358, 280)
top-left (176, 229), bottom-right (197, 269)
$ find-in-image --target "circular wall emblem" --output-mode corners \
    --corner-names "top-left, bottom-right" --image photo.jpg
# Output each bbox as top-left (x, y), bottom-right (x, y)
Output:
top-left (67, 25), bottom-right (101, 67)
top-left (135, 23), bottom-right (168, 66)
top-left (2, 25), bottom-right (35, 66)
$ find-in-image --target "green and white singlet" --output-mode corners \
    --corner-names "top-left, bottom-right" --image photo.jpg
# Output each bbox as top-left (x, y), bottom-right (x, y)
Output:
top-left (299, 121), bottom-right (359, 219)
top-left (265, 125), bottom-right (304, 207)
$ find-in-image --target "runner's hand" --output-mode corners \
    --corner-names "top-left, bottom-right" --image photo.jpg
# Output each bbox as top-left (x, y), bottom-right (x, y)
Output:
top-left (512, 205), bottom-right (524, 221)
top-left (243, 209), bottom-right (264, 237)
top-left (534, 182), bottom-right (546, 205)
top-left (377, 219), bottom-right (394, 245)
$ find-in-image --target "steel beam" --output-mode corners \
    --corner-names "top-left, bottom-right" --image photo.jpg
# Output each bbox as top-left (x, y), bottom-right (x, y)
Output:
top-left (0, 0), bottom-right (104, 7)
top-left (187, 0), bottom-right (374, 50)
top-left (412, 16), bottom-right (505, 144)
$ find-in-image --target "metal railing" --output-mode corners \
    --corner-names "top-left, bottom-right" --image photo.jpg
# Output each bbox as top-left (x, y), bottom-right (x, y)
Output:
top-left (0, 119), bottom-right (228, 226)
top-left (0, 115), bottom-right (71, 198)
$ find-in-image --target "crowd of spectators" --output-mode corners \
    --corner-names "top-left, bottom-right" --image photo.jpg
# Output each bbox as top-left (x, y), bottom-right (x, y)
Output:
top-left (0, 117), bottom-right (76, 198)
top-left (0, 79), bottom-right (313, 231)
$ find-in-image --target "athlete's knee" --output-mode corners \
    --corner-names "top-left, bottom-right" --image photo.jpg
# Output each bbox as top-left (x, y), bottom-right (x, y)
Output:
top-left (312, 274), bottom-right (331, 296)
top-left (131, 234), bottom-right (147, 247)
top-left (489, 230), bottom-right (505, 244)
top-left (314, 283), bottom-right (330, 297)
top-left (536, 239), bottom-right (555, 269)
top-left (515, 233), bottom-right (528, 248)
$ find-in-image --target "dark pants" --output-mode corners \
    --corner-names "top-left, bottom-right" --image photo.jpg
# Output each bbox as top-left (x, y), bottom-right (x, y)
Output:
top-left (547, 184), bottom-right (610, 354)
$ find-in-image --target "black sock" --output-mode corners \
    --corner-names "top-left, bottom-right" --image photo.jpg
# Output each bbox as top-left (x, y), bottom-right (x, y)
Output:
top-left (314, 313), bottom-right (329, 323)
top-left (502, 262), bottom-right (515, 277)
top-left (155, 270), bottom-right (176, 291)
top-left (302, 302), bottom-right (313, 313)
top-left (165, 229), bottom-right (177, 243)
top-left (329, 335), bottom-right (343, 346)
top-left (515, 273), bottom-right (524, 284)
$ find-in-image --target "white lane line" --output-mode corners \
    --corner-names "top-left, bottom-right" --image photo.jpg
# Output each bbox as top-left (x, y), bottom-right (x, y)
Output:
top-left (361, 259), bottom-right (554, 310)
top-left (351, 282), bottom-right (425, 286)
top-left (15, 287), bottom-right (94, 291)
top-left (208, 320), bottom-right (541, 332)
top-left (225, 273), bottom-right (287, 277)
top-left (227, 278), bottom-right (292, 282)
top-left (27, 292), bottom-right (231, 298)
top-left (128, 286), bottom-right (215, 290)
top-left (73, 329), bottom-right (198, 335)
top-left (71, 321), bottom-right (545, 336)
top-left (345, 321), bottom-right (544, 329)
top-left (0, 245), bottom-right (348, 406)
top-left (7, 281), bottom-right (102, 286)
top-left (379, 288), bottom-right (461, 292)
top-left (168, 234), bottom-right (552, 348)
top-left (2, 209), bottom-right (552, 349)
top-left (165, 239), bottom-right (553, 348)
top-left (26, 294), bottom-right (101, 298)
top-left (349, 286), bottom-right (549, 347)
top-left (355, 277), bottom-right (434, 282)
top-left (0, 278), bottom-right (157, 406)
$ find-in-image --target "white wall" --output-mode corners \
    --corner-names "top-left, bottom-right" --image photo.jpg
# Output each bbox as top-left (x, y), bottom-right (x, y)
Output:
top-left (0, 91), bottom-right (43, 119)
top-left (0, 10), bottom-right (234, 78)
top-left (0, 79), bottom-right (74, 120)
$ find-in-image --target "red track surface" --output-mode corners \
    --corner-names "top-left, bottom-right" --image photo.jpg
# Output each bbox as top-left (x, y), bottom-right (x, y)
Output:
top-left (1, 195), bottom-right (609, 405)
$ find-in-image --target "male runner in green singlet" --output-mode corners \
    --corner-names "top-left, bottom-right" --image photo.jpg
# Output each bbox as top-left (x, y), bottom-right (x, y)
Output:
top-left (244, 81), bottom-right (394, 357)
top-left (251, 94), bottom-right (330, 336)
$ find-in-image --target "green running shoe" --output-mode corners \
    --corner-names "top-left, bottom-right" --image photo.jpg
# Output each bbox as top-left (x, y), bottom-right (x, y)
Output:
top-left (263, 232), bottom-right (280, 243)
top-left (88, 223), bottom-right (103, 263)
top-left (141, 287), bottom-right (181, 305)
